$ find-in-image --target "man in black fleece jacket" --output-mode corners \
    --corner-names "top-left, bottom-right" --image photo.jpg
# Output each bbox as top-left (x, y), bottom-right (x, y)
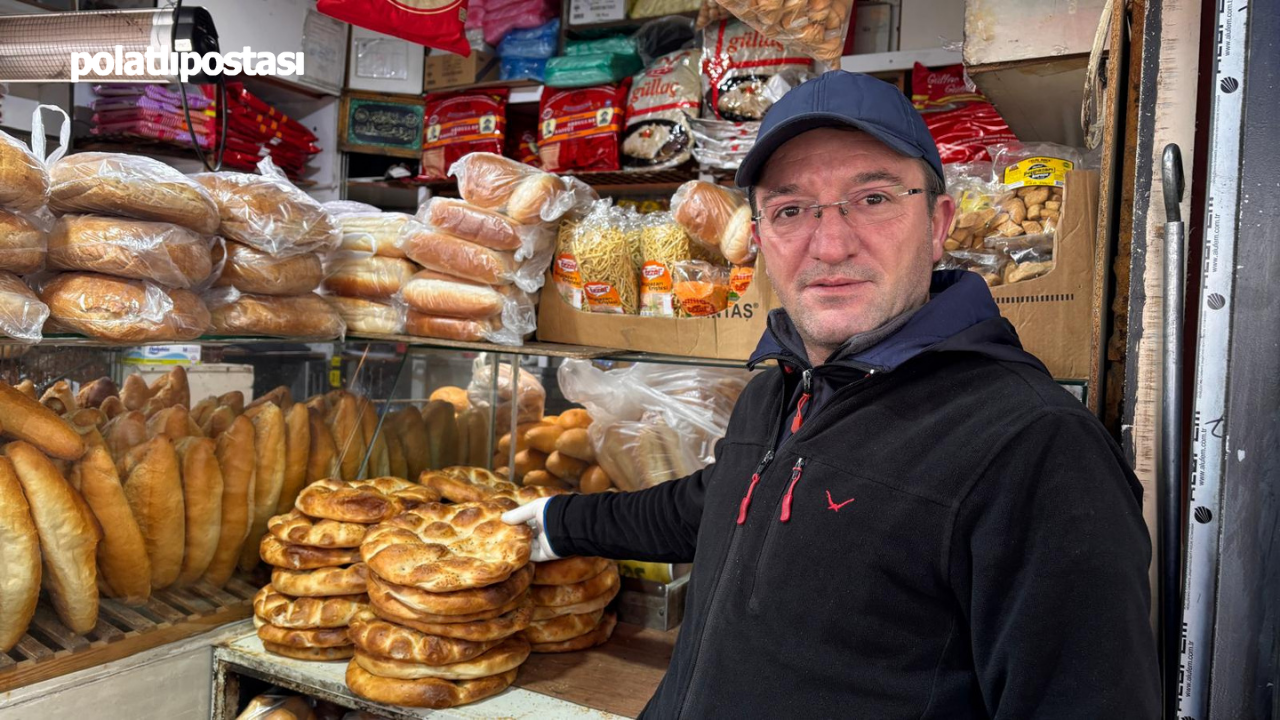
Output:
top-left (504, 71), bottom-right (1160, 719)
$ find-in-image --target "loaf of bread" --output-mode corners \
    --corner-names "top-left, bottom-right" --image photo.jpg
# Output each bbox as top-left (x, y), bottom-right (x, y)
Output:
top-left (391, 408), bottom-right (430, 482)
top-left (450, 152), bottom-right (534, 210)
top-left (0, 271), bottom-right (48, 343)
top-left (76, 377), bottom-right (118, 410)
top-left (429, 386), bottom-right (471, 414)
top-left (173, 437), bottom-right (224, 587)
top-left (0, 456), bottom-right (40, 651)
top-left (0, 381), bottom-right (85, 460)
top-left (120, 373), bottom-right (151, 412)
top-left (41, 272), bottom-right (211, 342)
top-left (323, 296), bottom-right (403, 335)
top-left (118, 436), bottom-right (185, 590)
top-left (149, 365), bottom-right (190, 410)
top-left (71, 440), bottom-right (151, 605)
top-left (671, 181), bottom-right (755, 264)
top-left (239, 403), bottom-right (285, 572)
top-left (50, 153), bottom-right (219, 233)
top-left (0, 210), bottom-right (48, 274)
top-left (507, 172), bottom-right (569, 225)
top-left (334, 212), bottom-right (412, 258)
top-left (276, 403), bottom-right (310, 515)
top-left (326, 393), bottom-right (365, 483)
top-left (0, 131), bottom-right (50, 213)
top-left (403, 311), bottom-right (495, 342)
top-left (358, 399), bottom-right (389, 478)
top-left (209, 291), bottom-right (345, 339)
top-left (400, 270), bottom-right (505, 320)
top-left (421, 399), bottom-right (458, 471)
top-left (459, 407), bottom-right (490, 467)
top-left (400, 227), bottom-right (516, 286)
top-left (322, 255), bottom-right (416, 300)
top-left (305, 407), bottom-right (338, 485)
top-left (193, 171), bottom-right (339, 256)
top-left (103, 410), bottom-right (146, 461)
top-left (203, 415), bottom-right (255, 588)
top-left (5, 441), bottom-right (100, 634)
top-left (48, 215), bottom-right (214, 288)
top-left (213, 241), bottom-right (324, 296)
top-left (422, 198), bottom-right (523, 251)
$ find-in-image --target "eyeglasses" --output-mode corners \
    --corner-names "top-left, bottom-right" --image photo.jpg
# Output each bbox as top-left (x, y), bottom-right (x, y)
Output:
top-left (753, 185), bottom-right (925, 241)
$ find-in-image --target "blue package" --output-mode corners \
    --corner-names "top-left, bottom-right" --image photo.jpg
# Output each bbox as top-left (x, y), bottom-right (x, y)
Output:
top-left (501, 56), bottom-right (548, 82)
top-left (498, 19), bottom-right (560, 59)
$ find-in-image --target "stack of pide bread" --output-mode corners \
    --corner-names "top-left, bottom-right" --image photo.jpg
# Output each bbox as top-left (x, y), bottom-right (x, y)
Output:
top-left (253, 477), bottom-right (439, 662)
top-left (0, 131), bottom-right (52, 342)
top-left (197, 162), bottom-right (345, 339)
top-left (39, 152), bottom-right (221, 341)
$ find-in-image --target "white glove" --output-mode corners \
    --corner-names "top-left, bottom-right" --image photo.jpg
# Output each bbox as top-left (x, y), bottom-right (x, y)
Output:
top-left (501, 497), bottom-right (561, 562)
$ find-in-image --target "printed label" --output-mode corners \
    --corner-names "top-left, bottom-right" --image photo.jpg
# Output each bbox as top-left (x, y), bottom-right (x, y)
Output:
top-left (1003, 156), bottom-right (1074, 188)
top-left (583, 281), bottom-right (625, 313)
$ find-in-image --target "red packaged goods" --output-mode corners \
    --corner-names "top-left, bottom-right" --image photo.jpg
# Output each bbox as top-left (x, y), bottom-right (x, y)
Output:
top-left (702, 20), bottom-right (811, 122)
top-left (317, 0), bottom-right (469, 57)
top-left (911, 63), bottom-right (1016, 164)
top-left (420, 89), bottom-right (509, 182)
top-left (537, 82), bottom-right (630, 173)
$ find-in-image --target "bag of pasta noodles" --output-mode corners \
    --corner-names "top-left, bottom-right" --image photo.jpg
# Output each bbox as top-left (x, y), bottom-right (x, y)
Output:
top-left (575, 200), bottom-right (639, 314)
top-left (638, 211), bottom-right (725, 317)
top-left (551, 218), bottom-right (584, 310)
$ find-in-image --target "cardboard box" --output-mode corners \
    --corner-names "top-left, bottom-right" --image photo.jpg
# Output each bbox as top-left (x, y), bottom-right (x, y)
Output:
top-left (538, 170), bottom-right (1099, 375)
top-left (424, 51), bottom-right (499, 91)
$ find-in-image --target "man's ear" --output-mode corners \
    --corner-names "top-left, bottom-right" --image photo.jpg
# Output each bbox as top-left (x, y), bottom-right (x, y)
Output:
top-left (930, 193), bottom-right (956, 263)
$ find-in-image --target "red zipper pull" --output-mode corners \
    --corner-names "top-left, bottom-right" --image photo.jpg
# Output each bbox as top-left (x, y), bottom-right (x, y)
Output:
top-left (791, 369), bottom-right (813, 433)
top-left (736, 451), bottom-right (775, 525)
top-left (779, 457), bottom-right (806, 522)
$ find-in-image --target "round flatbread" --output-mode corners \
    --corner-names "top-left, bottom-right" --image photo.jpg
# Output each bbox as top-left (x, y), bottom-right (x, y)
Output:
top-left (254, 615), bottom-right (353, 648)
top-left (260, 533), bottom-right (360, 570)
top-left (360, 501), bottom-right (531, 592)
top-left (353, 636), bottom-right (529, 681)
top-left (533, 556), bottom-right (611, 586)
top-left (271, 563), bottom-right (369, 597)
top-left (422, 466), bottom-right (568, 506)
top-left (522, 609), bottom-right (604, 645)
top-left (346, 662), bottom-right (517, 709)
top-left (368, 577), bottom-right (527, 626)
top-left (365, 564), bottom-right (532, 617)
top-left (268, 510), bottom-right (367, 547)
top-left (531, 581), bottom-right (619, 621)
top-left (253, 584), bottom-right (369, 629)
top-left (348, 609), bottom-right (498, 665)
top-left (529, 563), bottom-right (618, 607)
top-left (373, 596), bottom-right (534, 643)
top-left (295, 477), bottom-right (441, 523)
top-left (264, 640), bottom-right (354, 661)
top-left (528, 611), bottom-right (617, 654)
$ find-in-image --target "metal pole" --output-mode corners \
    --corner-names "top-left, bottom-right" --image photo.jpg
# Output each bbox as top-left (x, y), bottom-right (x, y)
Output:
top-left (1159, 143), bottom-right (1185, 719)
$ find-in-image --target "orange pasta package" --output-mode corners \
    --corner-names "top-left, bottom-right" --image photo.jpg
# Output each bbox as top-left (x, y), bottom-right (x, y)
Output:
top-left (672, 260), bottom-right (730, 317)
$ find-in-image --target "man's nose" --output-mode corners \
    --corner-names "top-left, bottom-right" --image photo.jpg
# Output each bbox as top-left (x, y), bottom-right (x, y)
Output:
top-left (808, 208), bottom-right (858, 263)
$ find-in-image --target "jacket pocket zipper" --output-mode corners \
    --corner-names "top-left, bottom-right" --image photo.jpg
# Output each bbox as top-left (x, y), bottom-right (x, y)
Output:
top-left (746, 457), bottom-right (805, 609)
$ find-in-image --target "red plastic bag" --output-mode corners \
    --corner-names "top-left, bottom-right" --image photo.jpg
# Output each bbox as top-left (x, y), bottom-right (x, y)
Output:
top-left (419, 88), bottom-right (509, 181)
top-left (317, 0), bottom-right (470, 57)
top-left (911, 63), bottom-right (1016, 164)
top-left (538, 81), bottom-right (630, 173)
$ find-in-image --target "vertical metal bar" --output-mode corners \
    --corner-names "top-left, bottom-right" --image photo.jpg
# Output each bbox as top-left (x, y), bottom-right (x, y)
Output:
top-left (486, 352), bottom-right (500, 471)
top-left (506, 354), bottom-right (520, 476)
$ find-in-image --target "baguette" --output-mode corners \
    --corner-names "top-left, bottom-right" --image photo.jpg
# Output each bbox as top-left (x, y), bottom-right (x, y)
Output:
top-left (249, 386), bottom-right (293, 413)
top-left (421, 400), bottom-right (458, 471)
top-left (0, 456), bottom-right (40, 651)
top-left (392, 408), bottom-right (431, 482)
top-left (39, 380), bottom-right (77, 415)
top-left (203, 415), bottom-right (256, 588)
top-left (71, 437), bottom-right (150, 605)
top-left (190, 397), bottom-right (217, 427)
top-left (218, 391), bottom-right (245, 415)
top-left (103, 410), bottom-right (147, 462)
top-left (276, 403), bottom-right (311, 514)
top-left (5, 441), bottom-right (100, 633)
top-left (75, 377), bottom-right (119, 410)
top-left (327, 393), bottom-right (364, 483)
top-left (13, 379), bottom-right (35, 399)
top-left (384, 425), bottom-right (408, 480)
top-left (359, 399), bottom-right (389, 479)
top-left (239, 403), bottom-right (285, 573)
top-left (0, 382), bottom-right (85, 460)
top-left (202, 405), bottom-right (236, 439)
top-left (99, 396), bottom-right (125, 420)
top-left (306, 407), bottom-right (338, 485)
top-left (173, 437), bottom-right (224, 587)
top-left (118, 436), bottom-right (185, 589)
top-left (146, 405), bottom-right (199, 441)
top-left (120, 373), bottom-right (151, 411)
top-left (149, 366), bottom-right (189, 409)
top-left (459, 407), bottom-right (490, 468)
top-left (428, 387), bottom-right (470, 414)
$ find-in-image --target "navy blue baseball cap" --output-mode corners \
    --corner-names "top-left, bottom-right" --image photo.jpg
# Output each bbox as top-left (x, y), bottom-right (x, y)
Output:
top-left (735, 71), bottom-right (945, 190)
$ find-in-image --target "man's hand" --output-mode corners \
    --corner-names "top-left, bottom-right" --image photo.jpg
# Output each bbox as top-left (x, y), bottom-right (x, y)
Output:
top-left (501, 497), bottom-right (561, 562)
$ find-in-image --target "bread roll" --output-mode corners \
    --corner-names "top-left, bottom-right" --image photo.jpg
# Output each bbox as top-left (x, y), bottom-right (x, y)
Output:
top-left (41, 272), bottom-right (210, 342)
top-left (403, 311), bottom-right (495, 342)
top-left (5, 441), bottom-right (100, 633)
top-left (50, 153), bottom-right (219, 233)
top-left (76, 377), bottom-right (119, 410)
top-left (120, 373), bottom-right (151, 412)
top-left (0, 456), bottom-right (40, 651)
top-left (506, 173), bottom-right (566, 225)
top-left (0, 210), bottom-right (47, 274)
top-left (203, 415), bottom-right (255, 588)
top-left (239, 403), bottom-right (285, 572)
top-left (579, 464), bottom-right (612, 493)
top-left (64, 408), bottom-right (106, 432)
top-left (327, 393), bottom-right (363, 483)
top-left (554, 427), bottom-right (595, 462)
top-left (545, 451), bottom-right (589, 482)
top-left (276, 403), bottom-right (310, 515)
top-left (671, 181), bottom-right (755, 264)
top-left (193, 171), bottom-right (339, 256)
top-left (202, 405), bottom-right (236, 439)
top-left (323, 295), bottom-right (402, 335)
top-left (557, 409), bottom-right (592, 430)
top-left (526, 425), bottom-right (564, 455)
top-left (209, 292), bottom-right (345, 339)
top-left (38, 380), bottom-right (76, 415)
top-left (118, 436), bottom-right (185, 589)
top-left (421, 399), bottom-right (458, 471)
top-left (429, 387), bottom-right (471, 414)
top-left (322, 255), bottom-right (416, 300)
top-left (424, 198), bottom-right (522, 251)
top-left (148, 365), bottom-right (190, 410)
top-left (391, 408), bottom-right (430, 482)
top-left (103, 410), bottom-right (146, 461)
top-left (459, 407), bottom-right (490, 468)
top-left (400, 270), bottom-right (505, 320)
top-left (70, 440), bottom-right (151, 605)
top-left (190, 397), bottom-right (216, 427)
top-left (400, 228), bottom-right (515, 286)
top-left (172, 437), bottom-right (223, 587)
top-left (213, 241), bottom-right (324, 296)
top-left (48, 215), bottom-right (213, 288)
top-left (218, 391), bottom-right (245, 415)
top-left (306, 407), bottom-right (338, 485)
top-left (451, 152), bottom-right (533, 209)
top-left (0, 131), bottom-right (50, 213)
top-left (335, 212), bottom-right (411, 258)
top-left (0, 381), bottom-right (85, 460)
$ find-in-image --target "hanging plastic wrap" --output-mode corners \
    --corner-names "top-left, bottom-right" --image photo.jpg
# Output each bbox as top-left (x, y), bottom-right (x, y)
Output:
top-left (467, 355), bottom-right (546, 423)
top-left (0, 271), bottom-right (48, 343)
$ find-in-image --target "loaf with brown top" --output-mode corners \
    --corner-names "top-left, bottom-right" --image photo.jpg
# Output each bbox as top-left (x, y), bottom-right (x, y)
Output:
top-left (47, 215), bottom-right (213, 288)
top-left (213, 241), bottom-right (324, 296)
top-left (41, 272), bottom-right (210, 342)
top-left (0, 381), bottom-right (85, 460)
top-left (0, 210), bottom-right (48, 274)
top-left (118, 435), bottom-right (185, 589)
top-left (0, 456), bottom-right (40, 651)
top-left (50, 152), bottom-right (219, 233)
top-left (203, 415), bottom-right (255, 588)
top-left (173, 437), bottom-right (224, 587)
top-left (70, 438), bottom-right (151, 605)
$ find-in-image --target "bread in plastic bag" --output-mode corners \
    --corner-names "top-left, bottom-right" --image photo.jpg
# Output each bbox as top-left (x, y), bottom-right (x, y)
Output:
top-left (0, 209), bottom-right (50, 274)
top-left (671, 180), bottom-right (755, 264)
top-left (397, 270), bottom-right (535, 346)
top-left (400, 225), bottom-right (518, 287)
top-left (936, 249), bottom-right (1007, 287)
top-left (0, 129), bottom-right (50, 214)
top-left (710, 0), bottom-right (851, 67)
top-left (39, 271), bottom-right (210, 341)
top-left (322, 254), bottom-right (417, 300)
top-left (419, 197), bottom-right (524, 252)
top-left (193, 158), bottom-right (340, 257)
top-left (325, 207), bottom-right (412, 259)
top-left (0, 270), bottom-right (48, 343)
top-left (402, 310), bottom-right (499, 343)
top-left (49, 152), bottom-right (219, 233)
top-left (991, 142), bottom-right (1084, 189)
top-left (205, 288), bottom-right (345, 339)
top-left (47, 215), bottom-right (214, 289)
top-left (324, 295), bottom-right (404, 336)
top-left (234, 693), bottom-right (316, 720)
top-left (449, 152), bottom-right (595, 224)
top-left (212, 241), bottom-right (323, 296)
top-left (467, 355), bottom-right (545, 423)
top-left (623, 49), bottom-right (701, 171)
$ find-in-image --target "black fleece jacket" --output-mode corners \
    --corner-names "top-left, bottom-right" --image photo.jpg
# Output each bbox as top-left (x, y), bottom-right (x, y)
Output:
top-left (545, 271), bottom-right (1160, 719)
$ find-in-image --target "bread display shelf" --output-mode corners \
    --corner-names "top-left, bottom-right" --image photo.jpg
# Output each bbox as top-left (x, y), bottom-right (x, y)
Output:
top-left (0, 577), bottom-right (258, 693)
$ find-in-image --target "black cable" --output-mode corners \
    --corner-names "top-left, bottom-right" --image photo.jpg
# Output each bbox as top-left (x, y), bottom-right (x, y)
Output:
top-left (171, 0), bottom-right (226, 171)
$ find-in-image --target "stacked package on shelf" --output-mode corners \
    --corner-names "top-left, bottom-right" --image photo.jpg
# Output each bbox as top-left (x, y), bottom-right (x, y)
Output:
top-left (321, 201), bottom-right (418, 336)
top-left (87, 84), bottom-right (217, 151)
top-left (196, 158), bottom-right (345, 339)
top-left (0, 129), bottom-right (51, 342)
top-left (215, 83), bottom-right (324, 180)
top-left (482, 0), bottom-right (560, 48)
top-left (497, 19), bottom-right (559, 82)
top-left (39, 152), bottom-right (220, 341)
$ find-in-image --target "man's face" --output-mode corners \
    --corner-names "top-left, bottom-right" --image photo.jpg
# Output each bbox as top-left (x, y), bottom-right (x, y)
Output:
top-left (755, 128), bottom-right (955, 363)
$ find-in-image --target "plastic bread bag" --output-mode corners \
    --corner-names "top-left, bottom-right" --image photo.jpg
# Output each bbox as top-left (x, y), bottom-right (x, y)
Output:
top-left (467, 354), bottom-right (546, 423)
top-left (0, 270), bottom-right (49, 343)
top-left (0, 127), bottom-right (51, 214)
top-left (46, 215), bottom-right (216, 289)
top-left (49, 153), bottom-right (220, 235)
top-left (324, 294), bottom-right (406, 336)
top-left (672, 260), bottom-right (731, 317)
top-left (234, 693), bottom-right (316, 720)
top-left (204, 287), bottom-right (346, 339)
top-left (701, 20), bottom-right (814, 122)
top-left (991, 142), bottom-right (1085, 189)
top-left (0, 208), bottom-right (52, 274)
top-left (399, 223), bottom-right (518, 286)
top-left (574, 201), bottom-right (640, 315)
top-left (623, 49), bottom-right (701, 171)
top-left (670, 180), bottom-right (755, 264)
top-left (321, 253), bottom-right (417, 301)
top-left (193, 157), bottom-right (340, 257)
top-left (448, 152), bottom-right (596, 224)
top-left (328, 209), bottom-right (413, 259)
top-left (212, 241), bottom-right (324, 296)
top-left (36, 271), bottom-right (211, 342)
top-left (936, 249), bottom-right (1008, 288)
top-left (418, 197), bottom-right (525, 253)
top-left (999, 243), bottom-right (1056, 285)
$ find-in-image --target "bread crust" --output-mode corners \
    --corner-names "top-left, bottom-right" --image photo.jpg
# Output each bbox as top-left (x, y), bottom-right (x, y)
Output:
top-left (50, 153), bottom-right (219, 233)
top-left (117, 436), bottom-right (185, 590)
top-left (0, 456), bottom-right (40, 650)
top-left (0, 382), bottom-right (84, 460)
top-left (213, 241), bottom-right (323, 296)
top-left (366, 564), bottom-right (533, 618)
top-left (296, 477), bottom-right (440, 524)
top-left (203, 415), bottom-right (255, 587)
top-left (345, 662), bottom-right (517, 709)
top-left (173, 437), bottom-right (224, 587)
top-left (271, 563), bottom-right (369, 597)
top-left (259, 534), bottom-right (360, 570)
top-left (268, 510), bottom-right (366, 548)
top-left (41, 272), bottom-right (210, 342)
top-left (528, 611), bottom-right (616, 653)
top-left (253, 584), bottom-right (368, 629)
top-left (352, 637), bottom-right (528, 681)
top-left (47, 215), bottom-right (213, 288)
top-left (523, 609), bottom-right (604, 644)
top-left (348, 609), bottom-right (499, 665)
top-left (532, 555), bottom-right (611, 586)
top-left (71, 442), bottom-right (150, 605)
